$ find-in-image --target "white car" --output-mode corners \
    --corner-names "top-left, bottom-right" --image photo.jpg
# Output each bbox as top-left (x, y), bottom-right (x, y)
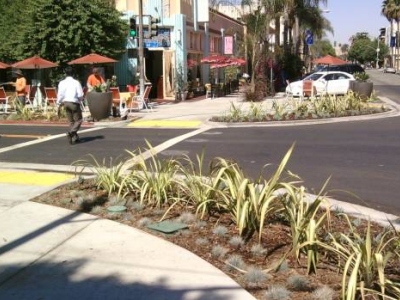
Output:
top-left (286, 71), bottom-right (355, 97)
top-left (383, 67), bottom-right (396, 74)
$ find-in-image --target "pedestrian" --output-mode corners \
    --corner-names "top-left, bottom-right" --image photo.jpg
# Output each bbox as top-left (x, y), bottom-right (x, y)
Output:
top-left (87, 67), bottom-right (105, 91)
top-left (57, 66), bottom-right (84, 145)
top-left (10, 69), bottom-right (27, 107)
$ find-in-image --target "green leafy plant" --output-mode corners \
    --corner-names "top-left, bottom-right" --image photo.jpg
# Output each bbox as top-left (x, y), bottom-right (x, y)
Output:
top-left (354, 72), bottom-right (370, 82)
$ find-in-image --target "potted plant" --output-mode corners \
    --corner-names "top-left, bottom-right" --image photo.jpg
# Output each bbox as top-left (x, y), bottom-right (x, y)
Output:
top-left (350, 72), bottom-right (373, 99)
top-left (86, 83), bottom-right (113, 121)
top-left (175, 64), bottom-right (187, 102)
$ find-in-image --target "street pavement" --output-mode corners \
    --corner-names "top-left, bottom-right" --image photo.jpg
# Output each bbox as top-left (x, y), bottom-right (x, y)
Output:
top-left (368, 69), bottom-right (400, 104)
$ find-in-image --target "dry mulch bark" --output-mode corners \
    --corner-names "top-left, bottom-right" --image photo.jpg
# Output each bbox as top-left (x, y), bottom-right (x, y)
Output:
top-left (33, 180), bottom-right (400, 300)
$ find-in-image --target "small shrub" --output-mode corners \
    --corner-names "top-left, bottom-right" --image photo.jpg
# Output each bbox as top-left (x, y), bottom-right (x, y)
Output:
top-left (130, 201), bottom-right (145, 211)
top-left (229, 236), bottom-right (244, 248)
top-left (312, 286), bottom-right (335, 300)
top-left (193, 220), bottom-right (207, 229)
top-left (91, 205), bottom-right (105, 215)
top-left (177, 212), bottom-right (196, 224)
top-left (225, 255), bottom-right (246, 272)
top-left (278, 260), bottom-right (290, 273)
top-left (123, 213), bottom-right (134, 222)
top-left (70, 190), bottom-right (84, 198)
top-left (287, 275), bottom-right (310, 291)
top-left (138, 217), bottom-right (152, 227)
top-left (76, 197), bottom-right (85, 207)
top-left (265, 285), bottom-right (291, 300)
top-left (243, 267), bottom-right (269, 287)
top-left (195, 238), bottom-right (209, 246)
top-left (60, 198), bottom-right (72, 206)
top-left (250, 244), bottom-right (267, 257)
top-left (85, 193), bottom-right (97, 202)
top-left (213, 225), bottom-right (228, 237)
top-left (352, 218), bottom-right (362, 227)
top-left (180, 229), bottom-right (191, 236)
top-left (211, 245), bottom-right (228, 259)
top-left (152, 208), bottom-right (165, 216)
top-left (109, 195), bottom-right (125, 206)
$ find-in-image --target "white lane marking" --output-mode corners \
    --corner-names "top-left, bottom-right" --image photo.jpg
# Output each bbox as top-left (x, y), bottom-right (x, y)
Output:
top-left (0, 127), bottom-right (105, 154)
top-left (121, 126), bottom-right (211, 172)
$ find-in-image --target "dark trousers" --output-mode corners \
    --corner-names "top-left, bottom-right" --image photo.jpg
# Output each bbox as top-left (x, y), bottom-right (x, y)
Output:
top-left (64, 102), bottom-right (82, 134)
top-left (17, 96), bottom-right (26, 106)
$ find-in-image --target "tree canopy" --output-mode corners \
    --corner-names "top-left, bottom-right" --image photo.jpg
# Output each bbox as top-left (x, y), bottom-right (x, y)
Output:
top-left (0, 0), bottom-right (128, 65)
top-left (348, 33), bottom-right (388, 64)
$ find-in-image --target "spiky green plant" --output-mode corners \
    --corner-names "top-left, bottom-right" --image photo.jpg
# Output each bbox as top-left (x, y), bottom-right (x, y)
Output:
top-left (229, 236), bottom-right (244, 248)
top-left (251, 244), bottom-right (267, 257)
top-left (287, 275), bottom-right (310, 291)
top-left (213, 225), bottom-right (228, 237)
top-left (312, 286), bottom-right (335, 300)
top-left (177, 212), bottom-right (196, 224)
top-left (243, 267), bottom-right (269, 287)
top-left (225, 255), bottom-right (246, 272)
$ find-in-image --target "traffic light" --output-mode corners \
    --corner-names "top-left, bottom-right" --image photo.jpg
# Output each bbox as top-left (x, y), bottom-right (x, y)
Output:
top-left (149, 16), bottom-right (159, 38)
top-left (129, 17), bottom-right (137, 38)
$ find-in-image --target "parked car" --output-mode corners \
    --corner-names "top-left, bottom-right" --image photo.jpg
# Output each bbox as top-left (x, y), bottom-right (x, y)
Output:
top-left (317, 63), bottom-right (365, 74)
top-left (383, 67), bottom-right (396, 74)
top-left (286, 71), bottom-right (355, 97)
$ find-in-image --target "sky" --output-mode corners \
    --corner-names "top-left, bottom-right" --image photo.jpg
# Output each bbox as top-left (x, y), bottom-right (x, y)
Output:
top-left (321, 0), bottom-right (388, 45)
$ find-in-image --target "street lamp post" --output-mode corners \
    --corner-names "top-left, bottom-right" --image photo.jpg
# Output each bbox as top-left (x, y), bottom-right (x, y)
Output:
top-left (376, 38), bottom-right (380, 69)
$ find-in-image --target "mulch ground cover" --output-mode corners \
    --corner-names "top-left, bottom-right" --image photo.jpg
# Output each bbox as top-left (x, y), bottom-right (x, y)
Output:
top-left (33, 179), bottom-right (400, 300)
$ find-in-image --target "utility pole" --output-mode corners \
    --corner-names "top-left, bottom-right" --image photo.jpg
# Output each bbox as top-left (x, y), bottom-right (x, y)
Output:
top-left (138, 0), bottom-right (145, 97)
top-left (376, 37), bottom-right (380, 69)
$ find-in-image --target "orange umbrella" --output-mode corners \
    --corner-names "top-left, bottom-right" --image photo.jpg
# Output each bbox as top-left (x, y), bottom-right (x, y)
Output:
top-left (314, 55), bottom-right (347, 65)
top-left (68, 53), bottom-right (117, 65)
top-left (12, 55), bottom-right (58, 69)
top-left (0, 61), bottom-right (11, 69)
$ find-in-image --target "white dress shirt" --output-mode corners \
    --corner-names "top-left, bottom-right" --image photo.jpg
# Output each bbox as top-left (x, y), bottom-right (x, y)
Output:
top-left (57, 76), bottom-right (84, 105)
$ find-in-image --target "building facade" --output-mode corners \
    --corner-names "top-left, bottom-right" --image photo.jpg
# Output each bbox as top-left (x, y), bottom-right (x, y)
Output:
top-left (115, 0), bottom-right (244, 100)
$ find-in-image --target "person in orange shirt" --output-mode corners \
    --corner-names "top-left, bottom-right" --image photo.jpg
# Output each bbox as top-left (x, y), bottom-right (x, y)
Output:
top-left (10, 69), bottom-right (27, 106)
top-left (87, 67), bottom-right (105, 91)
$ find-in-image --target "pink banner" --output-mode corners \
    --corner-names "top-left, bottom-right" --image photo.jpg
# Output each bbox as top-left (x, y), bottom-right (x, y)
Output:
top-left (224, 36), bottom-right (233, 55)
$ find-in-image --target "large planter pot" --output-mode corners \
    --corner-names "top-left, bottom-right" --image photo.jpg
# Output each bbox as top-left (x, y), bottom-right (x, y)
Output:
top-left (350, 81), bottom-right (373, 99)
top-left (86, 91), bottom-right (112, 121)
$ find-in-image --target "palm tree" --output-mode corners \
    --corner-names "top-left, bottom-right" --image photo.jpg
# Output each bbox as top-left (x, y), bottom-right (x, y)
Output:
top-left (382, 0), bottom-right (400, 68)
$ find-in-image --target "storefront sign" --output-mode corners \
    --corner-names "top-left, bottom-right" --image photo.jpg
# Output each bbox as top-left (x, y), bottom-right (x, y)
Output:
top-left (144, 28), bottom-right (171, 48)
top-left (224, 36), bottom-right (233, 55)
top-left (197, 0), bottom-right (209, 22)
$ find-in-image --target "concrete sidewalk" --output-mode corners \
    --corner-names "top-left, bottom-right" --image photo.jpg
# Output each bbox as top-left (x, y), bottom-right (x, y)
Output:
top-left (0, 170), bottom-right (256, 300)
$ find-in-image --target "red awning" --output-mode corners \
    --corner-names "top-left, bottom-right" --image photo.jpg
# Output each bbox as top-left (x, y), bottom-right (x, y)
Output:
top-left (201, 55), bottom-right (230, 64)
top-left (68, 53), bottom-right (117, 65)
top-left (314, 55), bottom-right (347, 65)
top-left (12, 55), bottom-right (58, 69)
top-left (0, 61), bottom-right (11, 69)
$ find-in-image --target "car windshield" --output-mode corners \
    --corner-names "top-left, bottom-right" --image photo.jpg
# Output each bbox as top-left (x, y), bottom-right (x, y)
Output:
top-left (304, 73), bottom-right (323, 81)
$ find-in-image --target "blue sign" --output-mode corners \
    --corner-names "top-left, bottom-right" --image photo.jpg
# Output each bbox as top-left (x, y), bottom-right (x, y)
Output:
top-left (305, 30), bottom-right (313, 45)
top-left (144, 28), bottom-right (171, 48)
top-left (391, 36), bottom-right (396, 47)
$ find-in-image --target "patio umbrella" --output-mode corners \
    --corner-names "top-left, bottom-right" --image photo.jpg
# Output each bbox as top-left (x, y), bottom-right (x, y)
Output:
top-left (0, 61), bottom-right (11, 69)
top-left (228, 58), bottom-right (246, 66)
top-left (314, 55), bottom-right (347, 65)
top-left (68, 53), bottom-right (117, 65)
top-left (201, 55), bottom-right (230, 64)
top-left (210, 63), bottom-right (232, 69)
top-left (187, 59), bottom-right (198, 68)
top-left (11, 55), bottom-right (58, 69)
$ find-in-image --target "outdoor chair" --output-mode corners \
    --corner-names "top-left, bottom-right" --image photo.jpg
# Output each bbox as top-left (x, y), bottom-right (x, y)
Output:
top-left (205, 83), bottom-right (212, 99)
top-left (44, 87), bottom-right (58, 111)
top-left (302, 80), bottom-right (317, 100)
top-left (0, 87), bottom-right (10, 113)
top-left (24, 85), bottom-right (35, 109)
top-left (132, 85), bottom-right (153, 112)
top-left (127, 84), bottom-right (138, 95)
top-left (110, 87), bottom-right (126, 113)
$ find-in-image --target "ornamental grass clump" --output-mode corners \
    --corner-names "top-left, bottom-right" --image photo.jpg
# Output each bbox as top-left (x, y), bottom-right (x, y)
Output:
top-left (225, 255), bottom-right (246, 272)
top-left (91, 205), bottom-right (105, 215)
top-left (312, 286), bottom-right (335, 300)
top-left (264, 285), bottom-right (291, 300)
top-left (138, 217), bottom-right (152, 227)
top-left (213, 225), bottom-right (228, 237)
top-left (250, 244), bottom-right (267, 257)
top-left (287, 275), bottom-right (310, 291)
top-left (229, 236), bottom-right (244, 248)
top-left (177, 212), bottom-right (196, 224)
top-left (130, 201), bottom-right (145, 211)
top-left (243, 267), bottom-right (269, 287)
top-left (211, 245), bottom-right (228, 259)
top-left (193, 220), bottom-right (207, 229)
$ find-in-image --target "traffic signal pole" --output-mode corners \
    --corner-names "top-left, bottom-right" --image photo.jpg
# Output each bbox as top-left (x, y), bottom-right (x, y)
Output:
top-left (138, 0), bottom-right (145, 97)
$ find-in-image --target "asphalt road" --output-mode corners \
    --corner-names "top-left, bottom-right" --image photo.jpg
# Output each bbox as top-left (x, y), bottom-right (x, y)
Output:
top-left (368, 69), bottom-right (400, 104)
top-left (0, 74), bottom-right (400, 215)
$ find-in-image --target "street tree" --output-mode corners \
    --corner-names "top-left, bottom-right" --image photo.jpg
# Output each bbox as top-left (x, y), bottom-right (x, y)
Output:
top-left (24, 0), bottom-right (128, 66)
top-left (382, 0), bottom-right (400, 67)
top-left (348, 34), bottom-right (388, 65)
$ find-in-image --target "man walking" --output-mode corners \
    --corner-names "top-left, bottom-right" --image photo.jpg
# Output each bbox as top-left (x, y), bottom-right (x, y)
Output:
top-left (9, 69), bottom-right (27, 107)
top-left (57, 67), bottom-right (84, 145)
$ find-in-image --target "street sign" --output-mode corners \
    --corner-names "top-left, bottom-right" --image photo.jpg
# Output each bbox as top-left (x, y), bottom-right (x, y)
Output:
top-left (391, 36), bottom-right (396, 47)
top-left (305, 30), bottom-right (313, 45)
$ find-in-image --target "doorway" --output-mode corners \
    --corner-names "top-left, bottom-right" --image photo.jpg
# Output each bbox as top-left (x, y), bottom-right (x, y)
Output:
top-left (145, 50), bottom-right (163, 99)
